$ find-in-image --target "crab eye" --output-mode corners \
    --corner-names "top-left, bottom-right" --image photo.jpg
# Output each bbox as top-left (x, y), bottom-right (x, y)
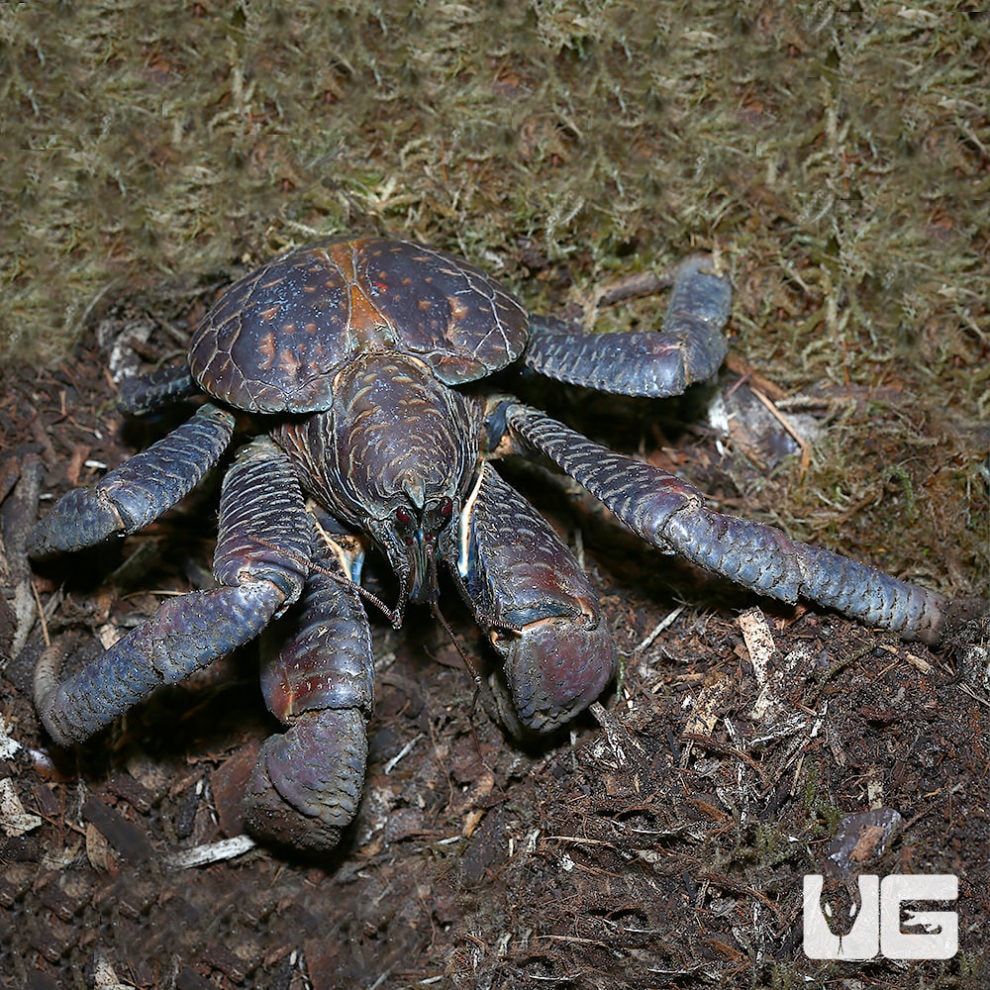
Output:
top-left (395, 507), bottom-right (412, 525)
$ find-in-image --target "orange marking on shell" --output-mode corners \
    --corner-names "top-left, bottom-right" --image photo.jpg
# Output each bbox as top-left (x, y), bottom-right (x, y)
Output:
top-left (257, 331), bottom-right (277, 369)
top-left (321, 241), bottom-right (395, 348)
top-left (260, 306), bottom-right (280, 321)
top-left (447, 295), bottom-right (470, 322)
top-left (325, 241), bottom-right (357, 278)
top-left (348, 284), bottom-right (383, 333)
top-left (277, 346), bottom-right (302, 381)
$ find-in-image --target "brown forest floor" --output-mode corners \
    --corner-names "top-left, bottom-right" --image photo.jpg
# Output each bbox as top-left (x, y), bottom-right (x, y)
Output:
top-left (2, 296), bottom-right (988, 990)
top-left (1, 4), bottom-right (989, 990)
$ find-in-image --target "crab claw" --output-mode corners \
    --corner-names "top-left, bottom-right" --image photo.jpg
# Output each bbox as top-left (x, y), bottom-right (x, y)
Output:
top-left (243, 708), bottom-right (368, 853)
top-left (447, 463), bottom-right (618, 737)
top-left (491, 610), bottom-right (614, 735)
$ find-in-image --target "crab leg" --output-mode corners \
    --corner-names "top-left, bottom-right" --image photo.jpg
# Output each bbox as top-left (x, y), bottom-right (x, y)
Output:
top-left (244, 526), bottom-right (374, 853)
top-left (446, 463), bottom-right (615, 734)
top-left (523, 255), bottom-right (731, 396)
top-left (35, 436), bottom-right (310, 745)
top-left (501, 403), bottom-right (949, 645)
top-left (117, 361), bottom-right (199, 415)
top-left (27, 403), bottom-right (235, 558)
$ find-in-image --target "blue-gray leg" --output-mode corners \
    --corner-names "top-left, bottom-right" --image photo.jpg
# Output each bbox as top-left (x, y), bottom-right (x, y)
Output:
top-left (35, 436), bottom-right (311, 745)
top-left (245, 526), bottom-right (374, 852)
top-left (522, 254), bottom-right (731, 396)
top-left (117, 361), bottom-right (199, 415)
top-left (27, 403), bottom-right (235, 558)
top-left (502, 404), bottom-right (949, 645)
top-left (446, 464), bottom-right (615, 734)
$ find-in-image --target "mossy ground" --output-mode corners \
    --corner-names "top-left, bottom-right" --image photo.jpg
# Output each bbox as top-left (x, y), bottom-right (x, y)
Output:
top-left (2, 1), bottom-right (986, 586)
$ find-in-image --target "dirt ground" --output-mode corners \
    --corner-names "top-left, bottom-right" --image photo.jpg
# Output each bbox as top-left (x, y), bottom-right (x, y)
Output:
top-left (1, 302), bottom-right (988, 989)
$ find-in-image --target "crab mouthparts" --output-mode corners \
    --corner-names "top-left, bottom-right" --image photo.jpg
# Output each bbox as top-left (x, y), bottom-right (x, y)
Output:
top-left (406, 532), bottom-right (440, 605)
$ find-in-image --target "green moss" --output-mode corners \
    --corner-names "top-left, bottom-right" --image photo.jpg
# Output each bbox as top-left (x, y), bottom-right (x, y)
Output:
top-left (767, 964), bottom-right (805, 990)
top-left (753, 822), bottom-right (796, 869)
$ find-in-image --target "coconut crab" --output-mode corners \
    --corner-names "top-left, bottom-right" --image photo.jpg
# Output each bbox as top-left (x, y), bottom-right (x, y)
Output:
top-left (28, 237), bottom-right (966, 853)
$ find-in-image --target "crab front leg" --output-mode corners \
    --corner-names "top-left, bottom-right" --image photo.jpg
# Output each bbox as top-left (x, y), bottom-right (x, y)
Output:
top-left (244, 524), bottom-right (374, 853)
top-left (523, 254), bottom-right (731, 396)
top-left (35, 435), bottom-right (311, 745)
top-left (446, 464), bottom-right (615, 734)
top-left (28, 403), bottom-right (235, 558)
top-left (500, 403), bottom-right (949, 645)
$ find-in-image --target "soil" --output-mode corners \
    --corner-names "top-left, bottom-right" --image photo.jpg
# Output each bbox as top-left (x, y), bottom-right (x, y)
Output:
top-left (1, 322), bottom-right (988, 990)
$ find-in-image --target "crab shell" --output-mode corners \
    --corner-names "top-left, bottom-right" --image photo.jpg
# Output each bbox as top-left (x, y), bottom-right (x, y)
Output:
top-left (188, 237), bottom-right (531, 413)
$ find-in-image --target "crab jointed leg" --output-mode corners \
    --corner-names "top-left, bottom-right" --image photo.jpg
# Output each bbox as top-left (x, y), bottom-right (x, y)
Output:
top-left (523, 255), bottom-right (731, 396)
top-left (35, 437), bottom-right (311, 745)
top-left (27, 403), bottom-right (235, 558)
top-left (116, 361), bottom-right (199, 415)
top-left (245, 526), bottom-right (374, 852)
top-left (500, 404), bottom-right (948, 646)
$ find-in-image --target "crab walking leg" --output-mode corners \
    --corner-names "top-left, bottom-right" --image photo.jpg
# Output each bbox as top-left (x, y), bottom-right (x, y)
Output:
top-left (503, 404), bottom-right (949, 645)
top-left (244, 529), bottom-right (374, 852)
top-left (522, 255), bottom-right (731, 396)
top-left (117, 361), bottom-right (199, 415)
top-left (447, 464), bottom-right (615, 734)
top-left (35, 437), bottom-right (311, 745)
top-left (27, 403), bottom-right (236, 558)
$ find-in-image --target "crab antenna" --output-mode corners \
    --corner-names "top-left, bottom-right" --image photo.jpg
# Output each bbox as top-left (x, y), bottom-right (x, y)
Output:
top-left (352, 579), bottom-right (403, 628)
top-left (253, 536), bottom-right (403, 626)
top-left (429, 600), bottom-right (503, 726)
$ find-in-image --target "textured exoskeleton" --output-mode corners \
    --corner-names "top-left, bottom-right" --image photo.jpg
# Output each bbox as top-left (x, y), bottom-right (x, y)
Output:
top-left (28, 237), bottom-right (964, 853)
